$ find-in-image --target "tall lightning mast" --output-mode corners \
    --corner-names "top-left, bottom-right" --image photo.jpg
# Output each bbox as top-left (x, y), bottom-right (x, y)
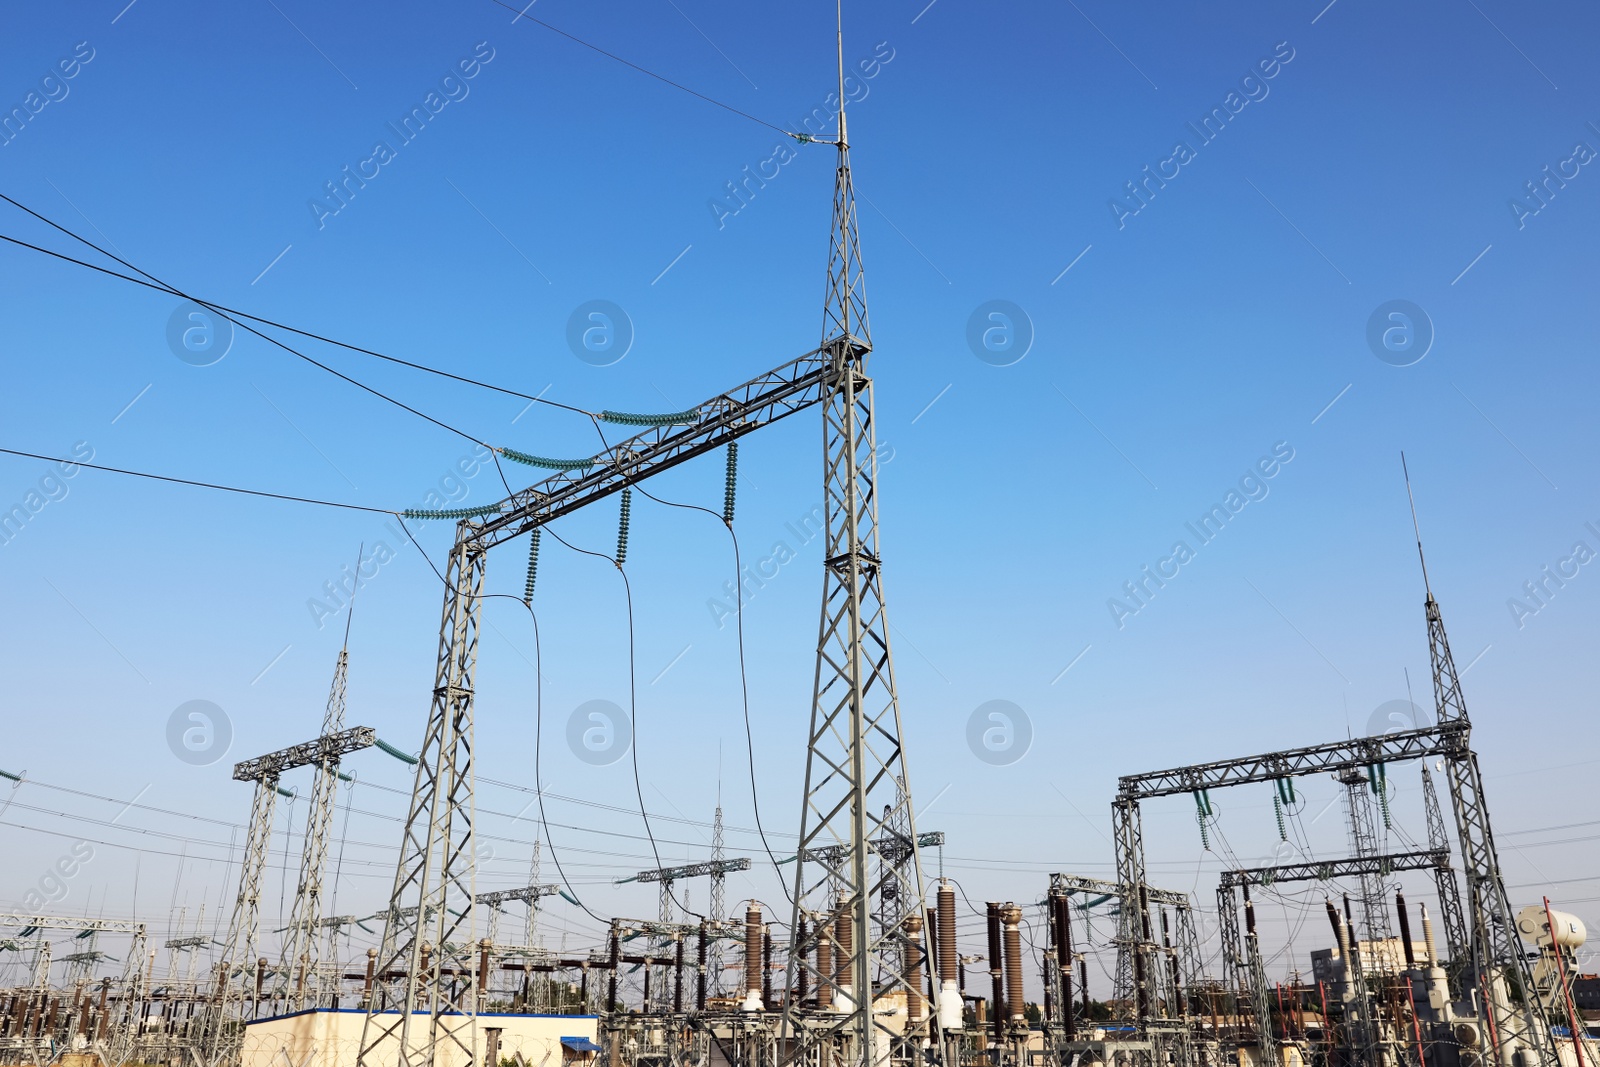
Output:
top-left (780, 4), bottom-right (933, 1064)
top-left (1403, 456), bottom-right (1557, 1067)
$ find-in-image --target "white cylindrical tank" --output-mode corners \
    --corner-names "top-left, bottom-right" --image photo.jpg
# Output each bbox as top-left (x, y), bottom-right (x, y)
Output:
top-left (1516, 906), bottom-right (1587, 949)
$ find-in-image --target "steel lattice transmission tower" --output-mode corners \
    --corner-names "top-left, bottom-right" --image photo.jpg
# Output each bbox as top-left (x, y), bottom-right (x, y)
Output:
top-left (358, 540), bottom-right (486, 1067)
top-left (280, 631), bottom-right (356, 1009)
top-left (203, 762), bottom-right (285, 1062)
top-left (780, 9), bottom-right (934, 1064)
top-left (1405, 460), bottom-right (1557, 1067)
top-left (1420, 761), bottom-right (1470, 965)
top-left (709, 805), bottom-right (728, 996)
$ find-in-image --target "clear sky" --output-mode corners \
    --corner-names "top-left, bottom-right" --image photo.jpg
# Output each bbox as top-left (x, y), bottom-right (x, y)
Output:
top-left (1, 0), bottom-right (1597, 994)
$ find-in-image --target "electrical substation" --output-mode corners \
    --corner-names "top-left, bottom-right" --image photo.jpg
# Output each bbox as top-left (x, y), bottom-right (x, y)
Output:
top-left (0, 9), bottom-right (1592, 1067)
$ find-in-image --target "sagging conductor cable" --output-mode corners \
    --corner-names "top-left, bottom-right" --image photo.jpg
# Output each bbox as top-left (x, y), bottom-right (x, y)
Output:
top-left (388, 517), bottom-right (611, 926)
top-left (538, 521), bottom-right (704, 922)
top-left (578, 414), bottom-right (789, 901)
top-left (625, 476), bottom-right (793, 907)
top-left (0, 193), bottom-right (539, 452)
top-left (0, 446), bottom-right (396, 515)
top-left (0, 225), bottom-right (596, 421)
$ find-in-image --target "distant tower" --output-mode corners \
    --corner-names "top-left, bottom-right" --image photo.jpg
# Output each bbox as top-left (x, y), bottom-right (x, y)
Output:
top-left (523, 838), bottom-right (542, 947)
top-left (709, 796), bottom-right (727, 996)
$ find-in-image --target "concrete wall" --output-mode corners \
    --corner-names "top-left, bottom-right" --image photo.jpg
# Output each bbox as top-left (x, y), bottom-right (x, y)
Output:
top-left (241, 1009), bottom-right (598, 1067)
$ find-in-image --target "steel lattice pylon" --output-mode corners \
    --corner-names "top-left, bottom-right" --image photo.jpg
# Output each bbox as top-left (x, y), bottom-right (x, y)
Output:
top-left (1339, 768), bottom-right (1394, 943)
top-left (778, 62), bottom-right (933, 1064)
top-left (1405, 465), bottom-right (1556, 1067)
top-left (1420, 762), bottom-right (1470, 967)
top-left (204, 772), bottom-right (283, 1063)
top-left (359, 540), bottom-right (486, 1067)
top-left (280, 645), bottom-right (352, 1009)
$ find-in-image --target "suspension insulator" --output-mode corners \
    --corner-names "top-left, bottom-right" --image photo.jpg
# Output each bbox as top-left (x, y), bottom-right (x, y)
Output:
top-left (1197, 809), bottom-right (1210, 851)
top-left (616, 488), bottom-right (633, 565)
top-left (523, 529), bottom-right (542, 606)
top-left (1273, 794), bottom-right (1287, 841)
top-left (723, 442), bottom-right (738, 525)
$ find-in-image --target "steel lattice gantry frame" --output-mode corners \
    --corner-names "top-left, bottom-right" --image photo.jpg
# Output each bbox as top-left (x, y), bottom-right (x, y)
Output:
top-left (1048, 874), bottom-right (1199, 1027)
top-left (475, 884), bottom-right (560, 946)
top-left (355, 350), bottom-right (832, 1067)
top-left (203, 726), bottom-right (375, 1064)
top-left (356, 101), bottom-right (926, 1067)
top-left (1114, 579), bottom-right (1559, 1067)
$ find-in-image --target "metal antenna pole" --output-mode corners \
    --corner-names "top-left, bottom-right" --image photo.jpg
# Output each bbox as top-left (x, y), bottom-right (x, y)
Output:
top-left (1404, 459), bottom-right (1557, 1067)
top-left (780, 5), bottom-right (932, 1063)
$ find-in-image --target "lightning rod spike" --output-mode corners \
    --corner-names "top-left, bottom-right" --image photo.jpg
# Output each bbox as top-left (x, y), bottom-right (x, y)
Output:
top-left (1401, 452), bottom-right (1433, 601)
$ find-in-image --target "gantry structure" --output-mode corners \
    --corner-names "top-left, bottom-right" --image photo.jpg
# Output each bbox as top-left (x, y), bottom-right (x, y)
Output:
top-left (203, 725), bottom-right (374, 1063)
top-left (354, 8), bottom-right (934, 1067)
top-left (1106, 476), bottom-right (1559, 1067)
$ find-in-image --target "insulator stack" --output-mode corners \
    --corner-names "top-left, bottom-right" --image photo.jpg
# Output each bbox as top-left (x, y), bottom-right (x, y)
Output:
top-left (1396, 892), bottom-right (1416, 968)
top-left (815, 921), bottom-right (833, 1010)
top-left (615, 488), bottom-right (632, 564)
top-left (834, 896), bottom-right (853, 999)
top-left (1274, 793), bottom-right (1287, 841)
top-left (1420, 903), bottom-right (1439, 967)
top-left (938, 884), bottom-right (958, 987)
top-left (1053, 894), bottom-right (1076, 1038)
top-left (905, 913), bottom-right (925, 1025)
top-left (936, 882), bottom-right (962, 1030)
top-left (1326, 900), bottom-right (1350, 962)
top-left (522, 528), bottom-right (541, 605)
top-left (741, 904), bottom-right (763, 1011)
top-left (986, 902), bottom-right (1004, 1045)
top-left (723, 441), bottom-right (738, 524)
top-left (1002, 904), bottom-right (1025, 1024)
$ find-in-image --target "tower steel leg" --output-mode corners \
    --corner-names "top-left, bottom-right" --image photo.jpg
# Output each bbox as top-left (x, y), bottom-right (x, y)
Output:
top-left (358, 538), bottom-right (486, 1067)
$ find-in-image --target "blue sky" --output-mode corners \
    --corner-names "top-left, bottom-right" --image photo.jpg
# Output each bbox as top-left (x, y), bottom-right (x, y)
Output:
top-left (2, 0), bottom-right (1598, 991)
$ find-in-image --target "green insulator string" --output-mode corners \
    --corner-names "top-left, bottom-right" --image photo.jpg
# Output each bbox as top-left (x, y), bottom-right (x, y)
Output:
top-left (598, 409), bottom-right (701, 427)
top-left (1276, 777), bottom-right (1297, 807)
top-left (501, 448), bottom-right (596, 471)
top-left (1273, 793), bottom-right (1287, 841)
top-left (1193, 789), bottom-right (1214, 850)
top-left (722, 441), bottom-right (738, 525)
top-left (523, 529), bottom-right (542, 606)
top-left (402, 504), bottom-right (502, 520)
top-left (616, 488), bottom-right (632, 565)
